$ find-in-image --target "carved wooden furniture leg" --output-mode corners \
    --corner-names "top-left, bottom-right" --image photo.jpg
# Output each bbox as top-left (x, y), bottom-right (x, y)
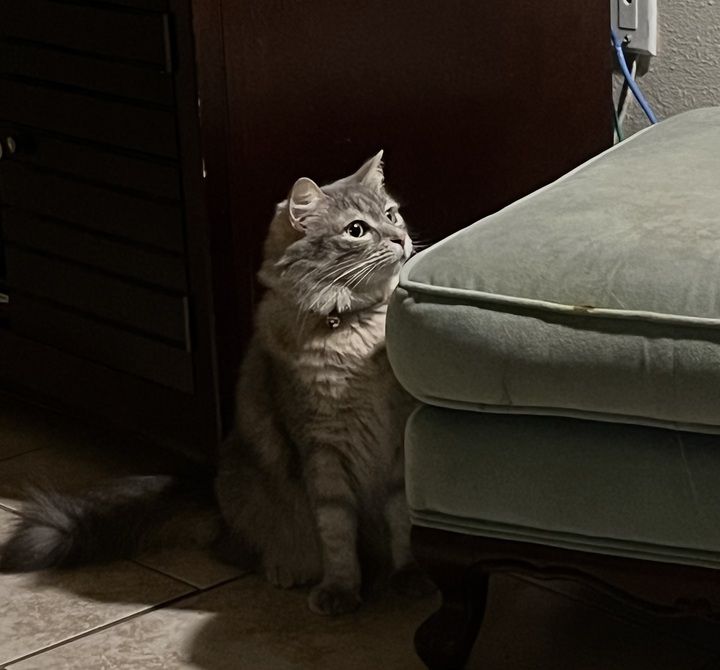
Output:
top-left (412, 526), bottom-right (720, 670)
top-left (413, 527), bottom-right (489, 670)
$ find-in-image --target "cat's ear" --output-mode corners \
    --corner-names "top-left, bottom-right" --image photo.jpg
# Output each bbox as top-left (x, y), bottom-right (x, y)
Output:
top-left (349, 150), bottom-right (385, 189)
top-left (288, 177), bottom-right (327, 231)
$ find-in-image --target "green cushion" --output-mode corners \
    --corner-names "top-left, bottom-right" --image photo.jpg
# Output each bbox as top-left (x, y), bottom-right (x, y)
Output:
top-left (388, 108), bottom-right (720, 432)
top-left (406, 405), bottom-right (720, 567)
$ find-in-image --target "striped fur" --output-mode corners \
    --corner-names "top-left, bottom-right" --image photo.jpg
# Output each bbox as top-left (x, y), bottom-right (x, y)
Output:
top-left (216, 153), bottom-right (430, 614)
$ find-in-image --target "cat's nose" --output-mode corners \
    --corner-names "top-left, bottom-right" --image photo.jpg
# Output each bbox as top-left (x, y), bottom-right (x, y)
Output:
top-left (390, 236), bottom-right (405, 248)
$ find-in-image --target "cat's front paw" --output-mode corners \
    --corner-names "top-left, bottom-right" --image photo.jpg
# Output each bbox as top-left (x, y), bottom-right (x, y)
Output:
top-left (308, 583), bottom-right (362, 615)
top-left (264, 562), bottom-right (318, 589)
top-left (390, 563), bottom-right (437, 598)
top-left (261, 549), bottom-right (321, 589)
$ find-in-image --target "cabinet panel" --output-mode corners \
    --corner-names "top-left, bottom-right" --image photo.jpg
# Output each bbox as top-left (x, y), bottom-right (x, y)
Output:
top-left (0, 0), bottom-right (171, 67)
top-left (0, 328), bottom-right (215, 454)
top-left (11, 295), bottom-right (194, 392)
top-left (0, 0), bottom-right (222, 457)
top-left (2, 80), bottom-right (177, 157)
top-left (0, 162), bottom-right (184, 251)
top-left (6, 247), bottom-right (190, 345)
top-left (3, 130), bottom-right (181, 199)
top-left (3, 212), bottom-right (186, 292)
top-left (0, 42), bottom-right (174, 105)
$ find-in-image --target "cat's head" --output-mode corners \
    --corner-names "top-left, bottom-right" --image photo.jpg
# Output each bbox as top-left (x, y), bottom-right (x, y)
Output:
top-left (260, 151), bottom-right (412, 317)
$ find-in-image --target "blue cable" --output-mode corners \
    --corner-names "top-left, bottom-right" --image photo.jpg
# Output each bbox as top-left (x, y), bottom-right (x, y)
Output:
top-left (611, 29), bottom-right (658, 124)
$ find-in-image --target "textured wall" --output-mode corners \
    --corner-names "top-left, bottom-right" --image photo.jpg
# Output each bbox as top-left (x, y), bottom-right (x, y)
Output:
top-left (619, 0), bottom-right (720, 135)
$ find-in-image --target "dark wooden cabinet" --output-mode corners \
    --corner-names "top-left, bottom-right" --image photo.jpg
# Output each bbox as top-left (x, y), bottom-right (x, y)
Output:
top-left (0, 0), bottom-right (225, 458)
top-left (0, 0), bottom-right (612, 460)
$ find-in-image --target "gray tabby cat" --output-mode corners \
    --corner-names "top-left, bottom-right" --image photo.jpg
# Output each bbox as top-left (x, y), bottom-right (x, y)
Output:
top-left (0, 152), bottom-right (429, 615)
top-left (217, 151), bottom-right (421, 614)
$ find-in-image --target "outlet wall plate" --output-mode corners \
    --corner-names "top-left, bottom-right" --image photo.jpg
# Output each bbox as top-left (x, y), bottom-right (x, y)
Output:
top-left (611, 0), bottom-right (658, 56)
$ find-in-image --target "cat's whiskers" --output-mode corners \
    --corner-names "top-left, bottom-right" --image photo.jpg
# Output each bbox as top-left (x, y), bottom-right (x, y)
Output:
top-left (300, 258), bottom-right (375, 304)
top-left (295, 254), bottom-right (386, 334)
top-left (303, 257), bottom-right (377, 314)
top-left (316, 253), bottom-right (383, 293)
top-left (332, 258), bottom-right (376, 286)
top-left (292, 243), bottom-right (403, 335)
top-left (292, 258), bottom-right (369, 330)
top-left (346, 252), bottom-right (395, 289)
top-left (327, 255), bottom-right (381, 285)
top-left (284, 254), bottom-right (359, 288)
top-left (347, 262), bottom-right (383, 289)
top-left (309, 255), bottom-right (361, 278)
top-left (295, 258), bottom-right (361, 291)
top-left (345, 262), bottom-right (378, 289)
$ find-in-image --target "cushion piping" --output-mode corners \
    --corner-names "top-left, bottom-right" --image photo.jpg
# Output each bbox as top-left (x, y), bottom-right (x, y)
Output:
top-left (410, 511), bottom-right (720, 570)
top-left (412, 394), bottom-right (720, 435)
top-left (400, 108), bottom-right (720, 331)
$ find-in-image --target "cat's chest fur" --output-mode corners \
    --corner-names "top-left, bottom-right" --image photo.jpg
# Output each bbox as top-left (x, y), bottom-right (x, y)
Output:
top-left (260, 294), bottom-right (390, 401)
top-left (295, 316), bottom-right (387, 398)
top-left (256, 293), bottom-right (409, 458)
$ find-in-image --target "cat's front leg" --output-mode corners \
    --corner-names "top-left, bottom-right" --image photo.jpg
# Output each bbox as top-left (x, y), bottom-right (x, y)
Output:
top-left (304, 445), bottom-right (362, 615)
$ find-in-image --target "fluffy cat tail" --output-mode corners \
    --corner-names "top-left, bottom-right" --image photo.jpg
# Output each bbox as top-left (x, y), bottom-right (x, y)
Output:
top-left (0, 474), bottom-right (221, 572)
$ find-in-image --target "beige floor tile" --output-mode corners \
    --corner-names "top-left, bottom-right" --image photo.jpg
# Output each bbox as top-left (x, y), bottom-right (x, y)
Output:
top-left (466, 575), bottom-right (713, 670)
top-left (8, 570), bottom-right (714, 670)
top-left (0, 508), bottom-right (195, 667)
top-left (6, 575), bottom-right (438, 670)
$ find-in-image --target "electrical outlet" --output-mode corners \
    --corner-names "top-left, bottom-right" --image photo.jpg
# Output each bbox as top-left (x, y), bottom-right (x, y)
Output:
top-left (611, 0), bottom-right (658, 56)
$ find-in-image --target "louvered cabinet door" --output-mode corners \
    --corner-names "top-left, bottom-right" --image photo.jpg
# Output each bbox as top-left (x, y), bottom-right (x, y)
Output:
top-left (0, 0), bottom-right (223, 455)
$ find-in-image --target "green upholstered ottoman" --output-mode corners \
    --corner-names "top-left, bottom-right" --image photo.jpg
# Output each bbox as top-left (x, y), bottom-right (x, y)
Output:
top-left (386, 108), bottom-right (720, 669)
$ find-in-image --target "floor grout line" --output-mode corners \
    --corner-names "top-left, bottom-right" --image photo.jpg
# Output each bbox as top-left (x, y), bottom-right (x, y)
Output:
top-left (2, 575), bottom-right (241, 667)
top-left (2, 591), bottom-right (196, 667)
top-left (130, 555), bottom-right (247, 591)
top-left (130, 557), bottom-right (201, 589)
top-left (0, 446), bottom-right (45, 464)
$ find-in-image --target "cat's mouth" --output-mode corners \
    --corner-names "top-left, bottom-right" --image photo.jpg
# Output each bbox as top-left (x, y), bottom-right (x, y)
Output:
top-left (389, 242), bottom-right (416, 265)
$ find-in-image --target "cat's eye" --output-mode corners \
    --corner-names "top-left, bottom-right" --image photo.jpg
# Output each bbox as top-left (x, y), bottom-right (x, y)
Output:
top-left (346, 220), bottom-right (368, 238)
top-left (386, 208), bottom-right (398, 224)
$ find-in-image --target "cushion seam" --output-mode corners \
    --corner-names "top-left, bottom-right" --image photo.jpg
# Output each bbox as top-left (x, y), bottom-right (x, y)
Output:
top-left (398, 280), bottom-right (720, 330)
top-left (411, 394), bottom-right (720, 435)
top-left (409, 511), bottom-right (720, 564)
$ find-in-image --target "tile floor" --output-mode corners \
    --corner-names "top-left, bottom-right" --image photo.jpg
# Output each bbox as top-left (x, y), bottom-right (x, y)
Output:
top-left (1, 392), bottom-right (719, 669)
